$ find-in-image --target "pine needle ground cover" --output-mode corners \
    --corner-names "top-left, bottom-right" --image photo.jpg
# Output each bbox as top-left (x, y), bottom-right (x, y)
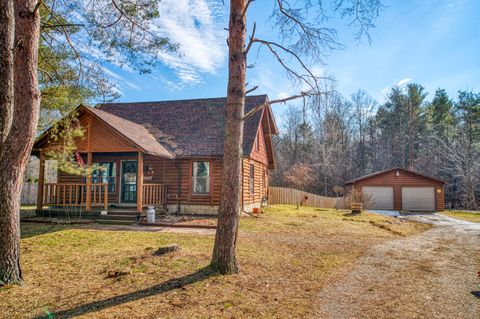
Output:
top-left (1, 206), bottom-right (429, 318)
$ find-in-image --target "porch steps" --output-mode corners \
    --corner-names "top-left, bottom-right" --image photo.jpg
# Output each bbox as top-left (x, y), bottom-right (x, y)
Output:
top-left (105, 209), bottom-right (139, 216)
top-left (95, 208), bottom-right (139, 225)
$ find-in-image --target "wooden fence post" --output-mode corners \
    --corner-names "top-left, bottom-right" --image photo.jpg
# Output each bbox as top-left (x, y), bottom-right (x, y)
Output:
top-left (104, 183), bottom-right (108, 210)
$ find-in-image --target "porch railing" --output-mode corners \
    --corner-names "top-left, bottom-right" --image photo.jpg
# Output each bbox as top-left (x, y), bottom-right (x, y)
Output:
top-left (42, 183), bottom-right (108, 209)
top-left (143, 184), bottom-right (167, 206)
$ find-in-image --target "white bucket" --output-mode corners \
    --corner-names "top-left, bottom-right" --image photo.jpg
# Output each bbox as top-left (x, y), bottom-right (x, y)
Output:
top-left (100, 210), bottom-right (108, 216)
top-left (147, 206), bottom-right (155, 223)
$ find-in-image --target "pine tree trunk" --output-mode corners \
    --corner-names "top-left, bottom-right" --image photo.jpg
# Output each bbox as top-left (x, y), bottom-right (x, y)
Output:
top-left (211, 0), bottom-right (247, 274)
top-left (0, 0), bottom-right (15, 141)
top-left (0, 0), bottom-right (41, 285)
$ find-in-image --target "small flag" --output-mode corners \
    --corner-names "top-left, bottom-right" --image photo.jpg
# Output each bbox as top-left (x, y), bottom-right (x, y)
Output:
top-left (75, 152), bottom-right (85, 168)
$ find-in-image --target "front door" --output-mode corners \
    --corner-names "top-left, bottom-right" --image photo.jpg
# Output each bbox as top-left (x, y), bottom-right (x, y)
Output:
top-left (121, 161), bottom-right (137, 203)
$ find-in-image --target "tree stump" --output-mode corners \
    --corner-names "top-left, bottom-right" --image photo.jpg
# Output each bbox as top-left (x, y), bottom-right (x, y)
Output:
top-left (153, 244), bottom-right (180, 256)
top-left (351, 202), bottom-right (363, 215)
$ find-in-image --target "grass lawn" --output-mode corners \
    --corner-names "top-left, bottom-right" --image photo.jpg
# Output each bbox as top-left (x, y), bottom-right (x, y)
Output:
top-left (441, 210), bottom-right (480, 223)
top-left (1, 205), bottom-right (430, 318)
top-left (20, 204), bottom-right (37, 211)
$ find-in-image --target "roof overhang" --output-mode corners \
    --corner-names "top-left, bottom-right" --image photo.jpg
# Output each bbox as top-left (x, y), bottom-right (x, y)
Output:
top-left (345, 167), bottom-right (447, 185)
top-left (32, 105), bottom-right (174, 159)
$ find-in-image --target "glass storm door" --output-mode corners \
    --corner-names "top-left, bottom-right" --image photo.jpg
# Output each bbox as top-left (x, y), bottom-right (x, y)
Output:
top-left (121, 161), bottom-right (137, 203)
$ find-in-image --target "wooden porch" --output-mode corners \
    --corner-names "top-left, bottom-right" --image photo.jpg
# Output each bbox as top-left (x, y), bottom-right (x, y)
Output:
top-left (33, 105), bottom-right (174, 215)
top-left (37, 182), bottom-right (167, 212)
top-left (41, 182), bottom-right (109, 209)
top-left (36, 151), bottom-right (167, 214)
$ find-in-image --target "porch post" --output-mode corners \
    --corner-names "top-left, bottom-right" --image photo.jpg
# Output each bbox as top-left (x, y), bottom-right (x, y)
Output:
top-left (36, 151), bottom-right (45, 212)
top-left (137, 151), bottom-right (144, 213)
top-left (85, 152), bottom-right (93, 211)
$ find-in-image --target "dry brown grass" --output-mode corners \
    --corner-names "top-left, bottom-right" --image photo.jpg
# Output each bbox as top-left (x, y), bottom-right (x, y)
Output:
top-left (1, 205), bottom-right (429, 318)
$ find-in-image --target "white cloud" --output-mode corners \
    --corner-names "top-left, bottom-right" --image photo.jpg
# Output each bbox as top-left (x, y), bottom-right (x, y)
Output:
top-left (77, 0), bottom-right (227, 86)
top-left (397, 78), bottom-right (412, 86)
top-left (155, 0), bottom-right (228, 83)
top-left (277, 92), bottom-right (290, 99)
top-left (101, 67), bottom-right (141, 90)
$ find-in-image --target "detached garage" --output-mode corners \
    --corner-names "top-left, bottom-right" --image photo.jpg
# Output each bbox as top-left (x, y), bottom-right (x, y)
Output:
top-left (345, 168), bottom-right (445, 211)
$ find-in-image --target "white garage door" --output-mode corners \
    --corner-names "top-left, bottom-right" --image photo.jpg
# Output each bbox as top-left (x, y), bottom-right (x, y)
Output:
top-left (402, 187), bottom-right (435, 211)
top-left (362, 186), bottom-right (394, 210)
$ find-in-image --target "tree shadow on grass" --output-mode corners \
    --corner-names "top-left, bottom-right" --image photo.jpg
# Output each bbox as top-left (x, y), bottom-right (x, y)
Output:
top-left (20, 222), bottom-right (71, 239)
top-left (35, 266), bottom-right (217, 319)
top-left (342, 212), bottom-right (360, 217)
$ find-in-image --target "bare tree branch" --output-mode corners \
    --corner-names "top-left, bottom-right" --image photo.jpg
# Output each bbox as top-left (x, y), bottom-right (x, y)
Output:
top-left (244, 90), bottom-right (327, 121)
top-left (242, 0), bottom-right (255, 17)
top-left (245, 85), bottom-right (258, 95)
top-left (32, 0), bottom-right (43, 14)
top-left (244, 22), bottom-right (256, 55)
top-left (41, 23), bottom-right (84, 29)
top-left (252, 38), bottom-right (331, 93)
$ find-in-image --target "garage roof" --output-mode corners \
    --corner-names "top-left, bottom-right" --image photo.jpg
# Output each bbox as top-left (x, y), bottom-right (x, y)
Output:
top-left (345, 167), bottom-right (446, 185)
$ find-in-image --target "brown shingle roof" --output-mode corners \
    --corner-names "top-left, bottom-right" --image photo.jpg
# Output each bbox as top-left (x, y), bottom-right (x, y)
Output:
top-left (345, 167), bottom-right (447, 184)
top-left (85, 107), bottom-right (174, 158)
top-left (98, 95), bottom-right (272, 157)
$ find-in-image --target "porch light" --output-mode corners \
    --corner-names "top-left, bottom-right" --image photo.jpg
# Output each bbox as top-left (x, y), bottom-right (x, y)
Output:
top-left (396, 170), bottom-right (400, 176)
top-left (437, 188), bottom-right (442, 193)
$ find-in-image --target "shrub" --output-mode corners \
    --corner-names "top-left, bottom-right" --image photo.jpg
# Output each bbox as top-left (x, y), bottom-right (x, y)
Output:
top-left (349, 189), bottom-right (374, 210)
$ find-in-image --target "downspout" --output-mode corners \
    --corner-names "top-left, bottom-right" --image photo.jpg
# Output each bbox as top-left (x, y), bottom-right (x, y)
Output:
top-left (174, 162), bottom-right (182, 214)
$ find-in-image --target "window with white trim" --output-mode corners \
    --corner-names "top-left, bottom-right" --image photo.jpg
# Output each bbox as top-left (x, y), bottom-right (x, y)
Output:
top-left (192, 161), bottom-right (210, 194)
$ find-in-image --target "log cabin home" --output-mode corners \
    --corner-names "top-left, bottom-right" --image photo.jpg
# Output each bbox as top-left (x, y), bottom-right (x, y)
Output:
top-left (32, 95), bottom-right (278, 220)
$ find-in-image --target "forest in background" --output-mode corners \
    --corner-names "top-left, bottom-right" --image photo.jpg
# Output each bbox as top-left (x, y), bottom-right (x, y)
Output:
top-left (271, 83), bottom-right (480, 210)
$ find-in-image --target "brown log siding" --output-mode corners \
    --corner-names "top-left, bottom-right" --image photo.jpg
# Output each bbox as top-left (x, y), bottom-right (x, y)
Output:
top-left (57, 155), bottom-right (268, 208)
top-left (249, 119), bottom-right (269, 165)
top-left (242, 158), bottom-right (269, 205)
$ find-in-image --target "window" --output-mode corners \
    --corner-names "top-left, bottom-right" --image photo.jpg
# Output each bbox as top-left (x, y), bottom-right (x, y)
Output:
top-left (92, 162), bottom-right (116, 193)
top-left (249, 164), bottom-right (255, 195)
top-left (192, 161), bottom-right (210, 194)
top-left (255, 133), bottom-right (260, 151)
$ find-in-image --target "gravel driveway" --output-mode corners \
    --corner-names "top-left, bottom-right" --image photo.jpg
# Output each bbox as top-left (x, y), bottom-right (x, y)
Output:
top-left (315, 213), bottom-right (480, 319)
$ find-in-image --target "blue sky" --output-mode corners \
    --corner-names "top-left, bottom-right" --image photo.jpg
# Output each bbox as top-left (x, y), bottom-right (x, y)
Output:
top-left (101, 0), bottom-right (480, 117)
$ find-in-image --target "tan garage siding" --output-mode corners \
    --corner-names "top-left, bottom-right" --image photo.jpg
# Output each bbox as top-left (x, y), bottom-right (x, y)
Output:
top-left (347, 168), bottom-right (445, 211)
top-left (401, 187), bottom-right (435, 211)
top-left (362, 186), bottom-right (394, 210)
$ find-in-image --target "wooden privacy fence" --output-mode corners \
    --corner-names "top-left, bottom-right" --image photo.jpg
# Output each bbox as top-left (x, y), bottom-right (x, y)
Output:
top-left (269, 187), bottom-right (348, 209)
top-left (21, 182), bottom-right (38, 205)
